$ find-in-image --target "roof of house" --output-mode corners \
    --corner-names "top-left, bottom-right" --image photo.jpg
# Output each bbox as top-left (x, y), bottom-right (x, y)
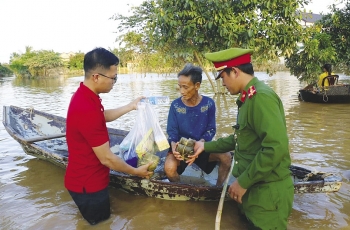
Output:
top-left (300, 12), bottom-right (323, 23)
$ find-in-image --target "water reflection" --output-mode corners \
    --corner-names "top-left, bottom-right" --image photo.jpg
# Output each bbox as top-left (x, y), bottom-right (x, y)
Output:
top-left (11, 76), bottom-right (68, 93)
top-left (0, 156), bottom-right (78, 230)
top-left (0, 73), bottom-right (350, 229)
top-left (287, 102), bottom-right (350, 171)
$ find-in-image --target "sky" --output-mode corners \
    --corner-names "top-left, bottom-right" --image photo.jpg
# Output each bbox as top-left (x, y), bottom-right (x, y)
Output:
top-left (0, 0), bottom-right (343, 63)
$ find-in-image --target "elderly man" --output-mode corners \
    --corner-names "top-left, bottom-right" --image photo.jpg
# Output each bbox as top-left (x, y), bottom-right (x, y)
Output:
top-left (165, 63), bottom-right (231, 186)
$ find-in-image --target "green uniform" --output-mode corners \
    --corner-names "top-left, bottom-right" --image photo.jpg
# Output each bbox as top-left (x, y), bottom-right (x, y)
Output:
top-left (205, 77), bottom-right (294, 229)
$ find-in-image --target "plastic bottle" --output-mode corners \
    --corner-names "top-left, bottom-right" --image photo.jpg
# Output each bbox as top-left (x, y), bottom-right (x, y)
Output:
top-left (142, 96), bottom-right (170, 105)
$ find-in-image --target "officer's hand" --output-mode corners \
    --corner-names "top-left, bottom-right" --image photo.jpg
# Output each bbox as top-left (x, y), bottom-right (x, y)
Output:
top-left (228, 180), bottom-right (247, 204)
top-left (193, 140), bottom-right (205, 153)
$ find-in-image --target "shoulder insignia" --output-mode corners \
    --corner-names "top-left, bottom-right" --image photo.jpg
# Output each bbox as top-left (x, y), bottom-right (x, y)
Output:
top-left (241, 90), bottom-right (247, 102)
top-left (248, 85), bottom-right (257, 99)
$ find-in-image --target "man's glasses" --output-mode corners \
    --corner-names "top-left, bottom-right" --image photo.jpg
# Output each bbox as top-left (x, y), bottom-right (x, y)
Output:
top-left (98, 73), bottom-right (118, 83)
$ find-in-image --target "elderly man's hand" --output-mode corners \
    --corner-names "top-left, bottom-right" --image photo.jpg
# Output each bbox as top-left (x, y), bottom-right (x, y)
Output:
top-left (171, 141), bottom-right (184, 161)
top-left (172, 149), bottom-right (184, 161)
top-left (185, 141), bottom-right (205, 166)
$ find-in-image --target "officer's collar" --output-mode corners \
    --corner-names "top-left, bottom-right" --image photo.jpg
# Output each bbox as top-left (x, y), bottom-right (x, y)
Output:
top-left (236, 77), bottom-right (258, 105)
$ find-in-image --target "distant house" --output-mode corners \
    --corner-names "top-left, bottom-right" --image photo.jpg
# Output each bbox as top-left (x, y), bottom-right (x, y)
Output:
top-left (298, 12), bottom-right (323, 27)
top-left (59, 52), bottom-right (76, 62)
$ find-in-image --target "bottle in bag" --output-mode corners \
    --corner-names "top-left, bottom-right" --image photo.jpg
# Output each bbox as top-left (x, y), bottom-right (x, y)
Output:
top-left (142, 96), bottom-right (170, 105)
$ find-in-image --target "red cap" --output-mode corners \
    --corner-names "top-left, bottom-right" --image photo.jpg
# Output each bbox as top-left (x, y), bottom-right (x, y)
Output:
top-left (205, 48), bottom-right (254, 79)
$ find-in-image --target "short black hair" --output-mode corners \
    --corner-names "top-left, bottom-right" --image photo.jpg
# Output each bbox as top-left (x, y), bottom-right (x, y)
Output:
top-left (178, 63), bottom-right (202, 84)
top-left (83, 47), bottom-right (119, 74)
top-left (222, 63), bottom-right (254, 76)
top-left (322, 63), bottom-right (332, 75)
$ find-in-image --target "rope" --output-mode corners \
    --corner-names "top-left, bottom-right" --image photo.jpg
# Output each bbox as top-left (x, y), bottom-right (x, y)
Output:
top-left (25, 106), bottom-right (34, 120)
top-left (323, 90), bottom-right (329, 102)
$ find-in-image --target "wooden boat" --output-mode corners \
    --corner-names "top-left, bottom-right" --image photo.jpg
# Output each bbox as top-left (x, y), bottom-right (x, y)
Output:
top-left (299, 76), bottom-right (350, 103)
top-left (2, 105), bottom-right (342, 201)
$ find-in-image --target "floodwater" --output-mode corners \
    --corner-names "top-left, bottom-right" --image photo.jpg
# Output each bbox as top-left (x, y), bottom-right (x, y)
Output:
top-left (0, 72), bottom-right (349, 230)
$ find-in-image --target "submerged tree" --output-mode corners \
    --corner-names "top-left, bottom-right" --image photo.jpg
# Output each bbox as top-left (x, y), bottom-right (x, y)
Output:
top-left (285, 30), bottom-right (337, 84)
top-left (319, 1), bottom-right (350, 74)
top-left (68, 52), bottom-right (84, 70)
top-left (114, 0), bottom-right (309, 93)
top-left (0, 63), bottom-right (13, 77)
top-left (9, 46), bottom-right (35, 78)
top-left (9, 48), bottom-right (63, 77)
top-left (286, 1), bottom-right (350, 84)
top-left (115, 31), bottom-right (185, 74)
top-left (25, 50), bottom-right (63, 77)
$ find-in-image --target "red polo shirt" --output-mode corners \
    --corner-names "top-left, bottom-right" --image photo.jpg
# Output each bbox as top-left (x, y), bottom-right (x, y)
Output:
top-left (65, 82), bottom-right (110, 193)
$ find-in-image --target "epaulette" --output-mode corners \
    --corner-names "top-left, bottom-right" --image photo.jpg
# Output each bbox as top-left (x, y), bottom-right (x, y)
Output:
top-left (247, 85), bottom-right (257, 99)
top-left (240, 85), bottom-right (257, 103)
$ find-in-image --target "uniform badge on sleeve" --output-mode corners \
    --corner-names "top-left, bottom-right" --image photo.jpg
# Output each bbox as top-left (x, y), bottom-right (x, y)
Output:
top-left (248, 85), bottom-right (257, 99)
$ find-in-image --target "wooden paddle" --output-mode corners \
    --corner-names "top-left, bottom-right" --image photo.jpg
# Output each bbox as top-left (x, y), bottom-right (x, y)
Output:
top-left (215, 154), bottom-right (235, 230)
top-left (25, 133), bottom-right (66, 143)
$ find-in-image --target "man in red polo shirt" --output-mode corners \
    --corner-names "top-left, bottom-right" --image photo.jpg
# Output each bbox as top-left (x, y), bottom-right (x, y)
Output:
top-left (65, 47), bottom-right (152, 225)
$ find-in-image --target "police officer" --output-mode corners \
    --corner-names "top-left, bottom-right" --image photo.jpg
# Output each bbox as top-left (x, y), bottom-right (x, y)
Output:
top-left (191, 48), bottom-right (294, 229)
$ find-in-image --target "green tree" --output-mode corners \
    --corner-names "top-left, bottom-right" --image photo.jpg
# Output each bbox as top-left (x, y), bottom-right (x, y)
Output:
top-left (9, 46), bottom-right (35, 78)
top-left (114, 32), bottom-right (186, 74)
top-left (319, 1), bottom-right (350, 74)
top-left (118, 32), bottom-right (145, 72)
top-left (285, 30), bottom-right (337, 84)
top-left (9, 48), bottom-right (64, 77)
top-left (115, 0), bottom-right (309, 92)
top-left (25, 50), bottom-right (63, 77)
top-left (285, 1), bottom-right (350, 84)
top-left (68, 52), bottom-right (84, 70)
top-left (0, 63), bottom-right (13, 77)
top-left (111, 47), bottom-right (135, 68)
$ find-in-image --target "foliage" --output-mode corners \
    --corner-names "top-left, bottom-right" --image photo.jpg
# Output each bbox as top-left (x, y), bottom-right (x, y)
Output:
top-left (114, 0), bottom-right (309, 92)
top-left (119, 31), bottom-right (152, 71)
top-left (285, 1), bottom-right (350, 84)
top-left (0, 63), bottom-right (13, 77)
top-left (285, 30), bottom-right (337, 84)
top-left (114, 32), bottom-right (184, 73)
top-left (115, 0), bottom-right (309, 65)
top-left (25, 50), bottom-right (63, 76)
top-left (318, 1), bottom-right (350, 74)
top-left (68, 52), bottom-right (84, 70)
top-left (9, 46), bottom-right (35, 78)
top-left (111, 47), bottom-right (135, 67)
top-left (9, 47), bottom-right (63, 77)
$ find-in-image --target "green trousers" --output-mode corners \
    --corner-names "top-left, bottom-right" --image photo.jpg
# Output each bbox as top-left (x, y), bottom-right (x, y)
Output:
top-left (239, 176), bottom-right (294, 230)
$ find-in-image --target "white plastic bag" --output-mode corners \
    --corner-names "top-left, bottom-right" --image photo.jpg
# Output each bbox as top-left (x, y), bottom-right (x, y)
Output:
top-left (119, 101), bottom-right (169, 170)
